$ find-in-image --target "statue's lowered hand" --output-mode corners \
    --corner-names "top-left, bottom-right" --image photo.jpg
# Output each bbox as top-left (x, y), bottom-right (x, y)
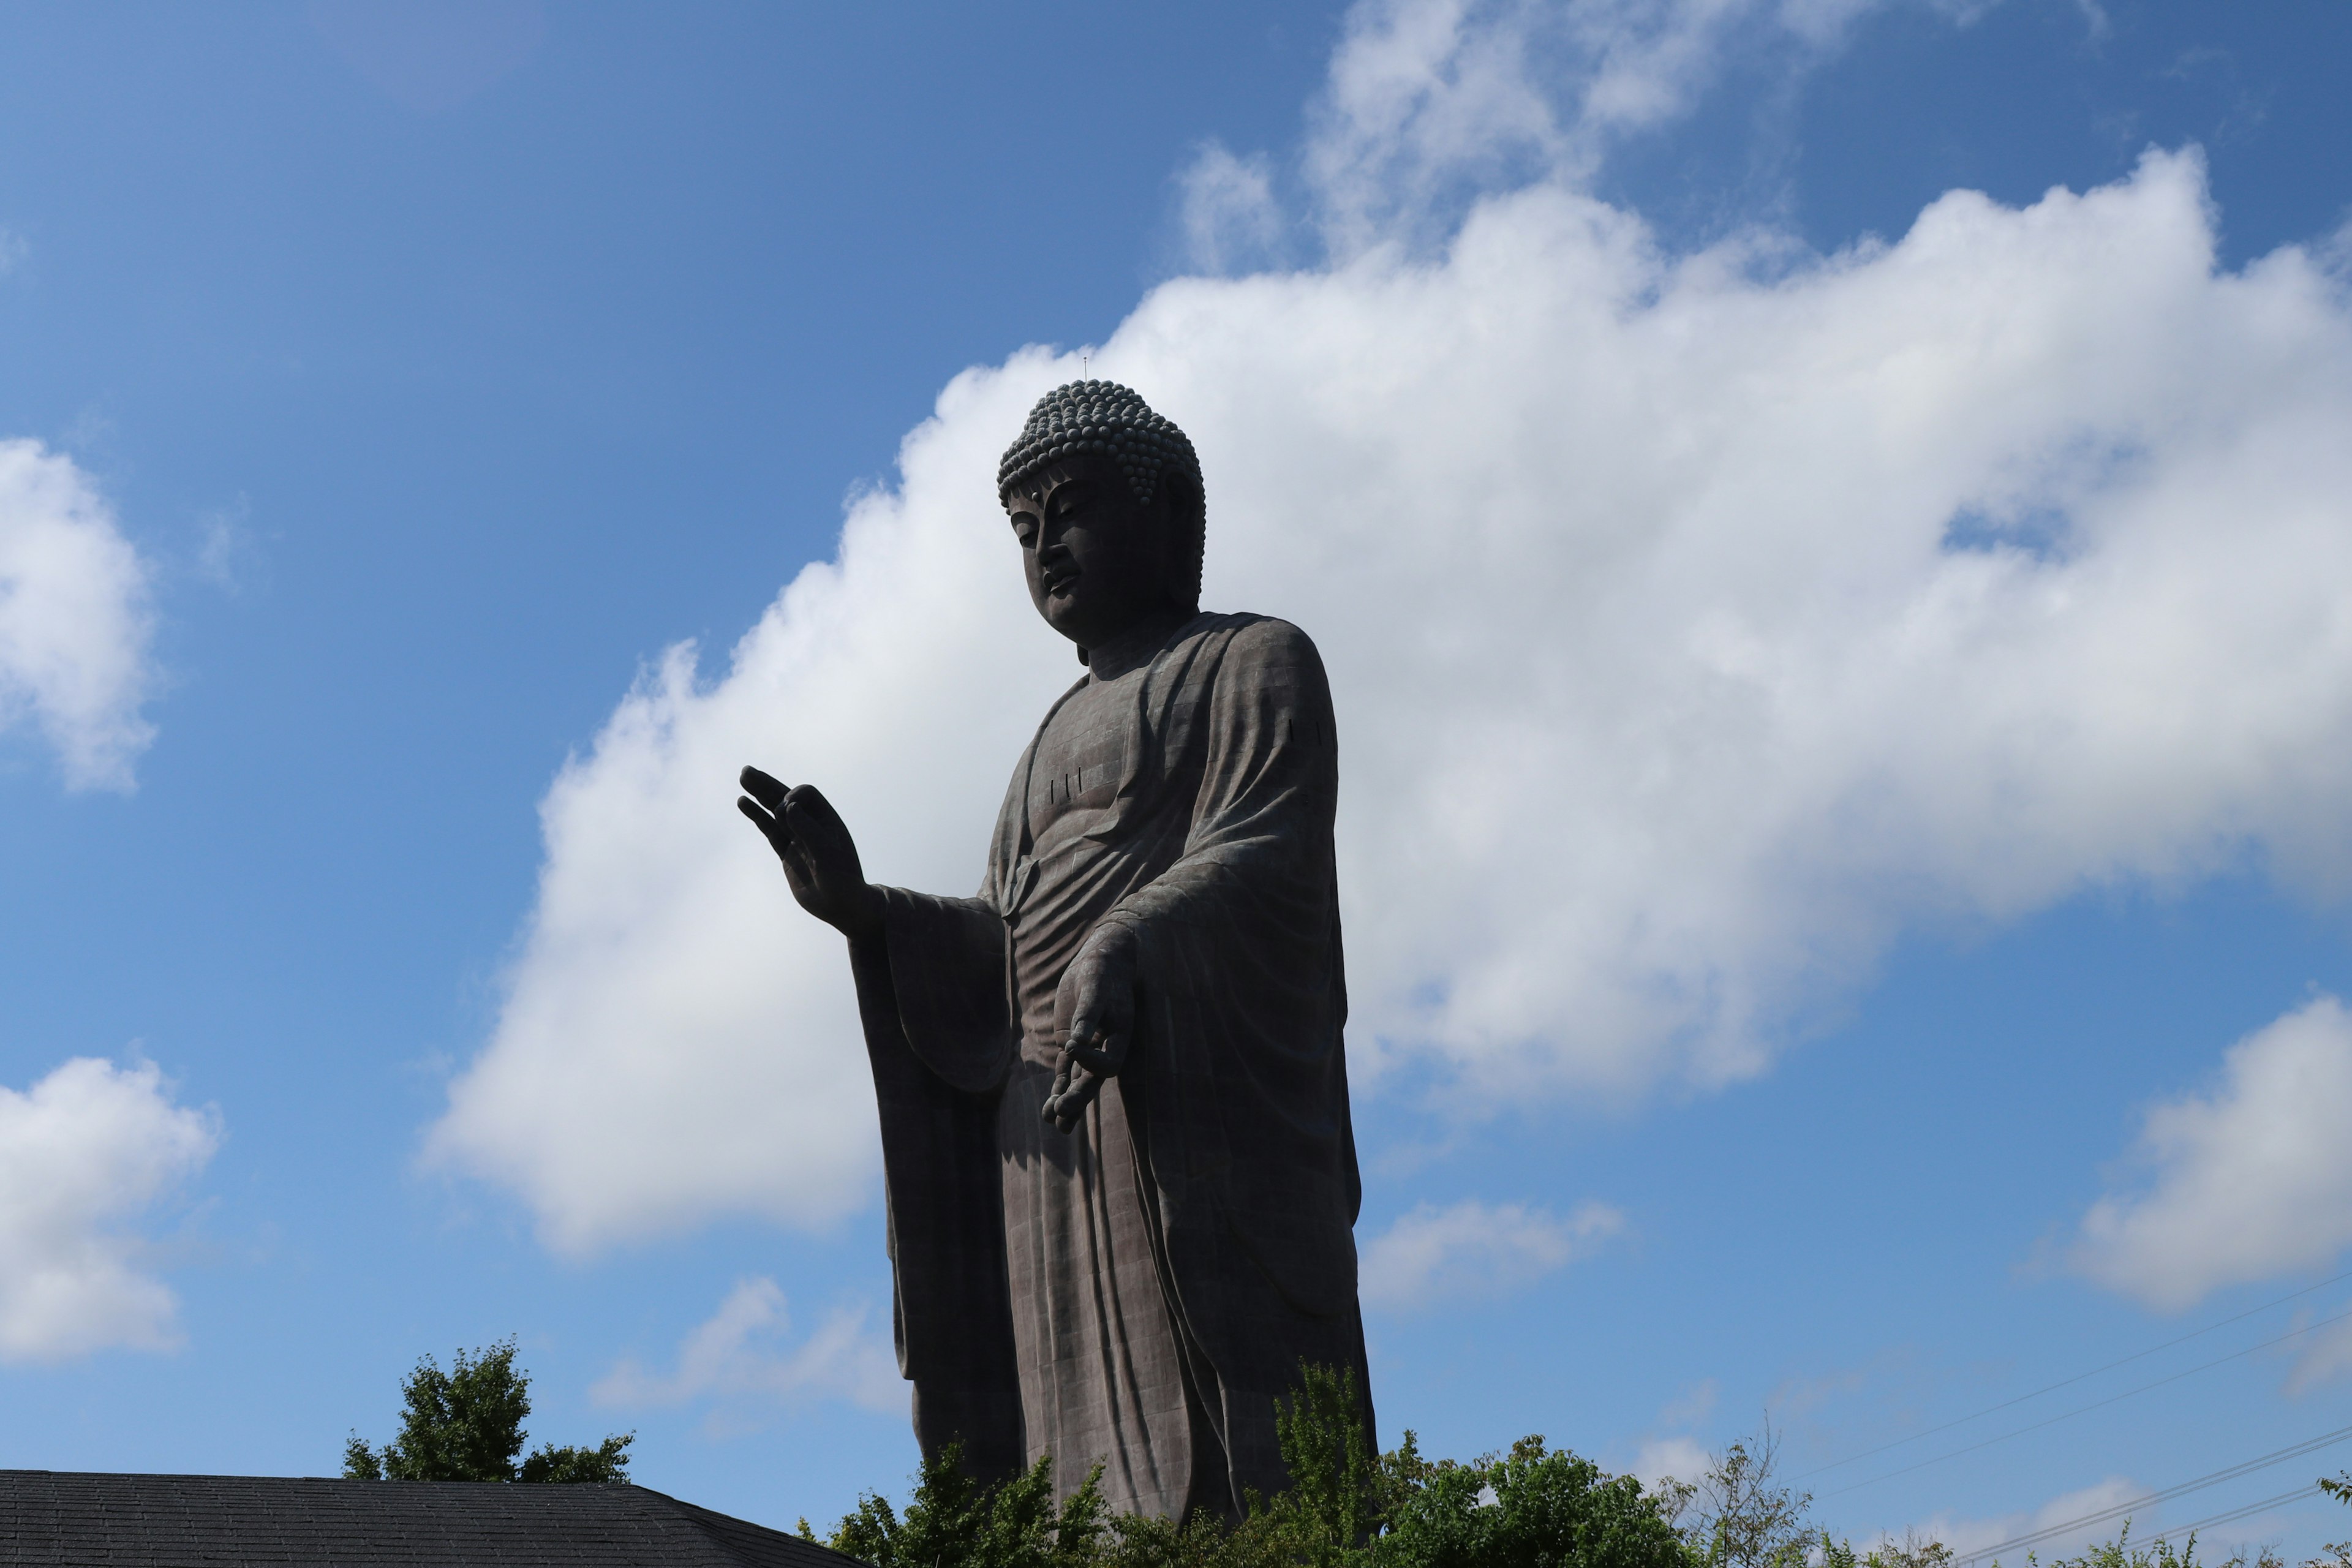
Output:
top-left (737, 766), bottom-right (885, 941)
top-left (1045, 925), bottom-right (1138, 1134)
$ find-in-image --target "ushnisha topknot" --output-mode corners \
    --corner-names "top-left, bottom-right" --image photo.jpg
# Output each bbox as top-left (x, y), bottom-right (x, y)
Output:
top-left (997, 379), bottom-right (1203, 516)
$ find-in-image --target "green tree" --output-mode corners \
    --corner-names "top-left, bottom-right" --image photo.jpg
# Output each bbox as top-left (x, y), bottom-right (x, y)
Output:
top-left (1366, 1430), bottom-right (1686, 1568)
top-left (1819, 1532), bottom-right (1956, 1568)
top-left (1684, 1425), bottom-right (1814, 1568)
top-left (809, 1442), bottom-right (1110, 1567)
top-left (2313, 1471), bottom-right (2352, 1568)
top-left (1259, 1362), bottom-right (1383, 1562)
top-left (2007, 1521), bottom-right (2280, 1568)
top-left (809, 1363), bottom-right (1687, 1568)
top-left (343, 1338), bottom-right (633, 1485)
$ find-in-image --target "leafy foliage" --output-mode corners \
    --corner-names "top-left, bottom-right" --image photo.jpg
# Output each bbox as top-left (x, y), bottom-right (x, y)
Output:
top-left (2019, 1521), bottom-right (2282, 1568)
top-left (518, 1435), bottom-right (637, 1484)
top-left (810, 1363), bottom-right (1684, 1568)
top-left (2312, 1472), bottom-right (2352, 1568)
top-left (344, 1338), bottom-right (633, 1485)
top-left (1819, 1532), bottom-right (1955, 1568)
top-left (1263, 1364), bottom-right (1383, 1562)
top-left (806, 1443), bottom-right (1112, 1567)
top-left (806, 1378), bottom-right (2348, 1568)
top-left (1683, 1425), bottom-right (1814, 1568)
top-left (1365, 1430), bottom-right (1687, 1568)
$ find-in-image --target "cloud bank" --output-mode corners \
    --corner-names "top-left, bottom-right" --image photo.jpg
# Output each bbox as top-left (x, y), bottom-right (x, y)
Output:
top-left (2071, 996), bottom-right (2352, 1312)
top-left (434, 0), bottom-right (2352, 1254)
top-left (0, 1057), bottom-right (220, 1362)
top-left (1298, 0), bottom-right (1891, 257)
top-left (0, 440), bottom-right (157, 790)
top-left (1901, 1476), bottom-right (2151, 1566)
top-left (592, 1277), bottom-right (902, 1420)
top-left (1361, 1198), bottom-right (1626, 1311)
top-left (1632, 1433), bottom-right (1713, 1491)
top-left (2284, 1305), bottom-right (2352, 1397)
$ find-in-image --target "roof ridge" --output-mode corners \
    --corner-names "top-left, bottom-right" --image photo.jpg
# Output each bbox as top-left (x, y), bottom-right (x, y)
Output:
top-left (0, 1469), bottom-right (865, 1566)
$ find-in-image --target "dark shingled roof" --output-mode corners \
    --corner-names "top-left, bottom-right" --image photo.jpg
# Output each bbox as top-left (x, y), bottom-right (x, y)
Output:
top-left (0, 1470), bottom-right (864, 1567)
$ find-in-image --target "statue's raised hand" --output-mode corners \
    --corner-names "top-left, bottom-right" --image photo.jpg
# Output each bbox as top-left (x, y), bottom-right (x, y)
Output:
top-left (738, 766), bottom-right (885, 941)
top-left (1044, 923), bottom-right (1139, 1134)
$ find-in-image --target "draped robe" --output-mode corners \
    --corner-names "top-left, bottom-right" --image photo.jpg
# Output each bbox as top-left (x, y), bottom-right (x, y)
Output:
top-left (845, 611), bottom-right (1370, 1521)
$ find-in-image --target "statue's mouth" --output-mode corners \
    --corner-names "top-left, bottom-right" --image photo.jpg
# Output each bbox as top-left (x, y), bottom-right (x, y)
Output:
top-left (1041, 564), bottom-right (1080, 596)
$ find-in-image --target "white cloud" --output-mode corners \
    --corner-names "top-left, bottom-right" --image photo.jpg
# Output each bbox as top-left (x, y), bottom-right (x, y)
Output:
top-left (434, 0), bottom-right (2352, 1253)
top-left (590, 1277), bottom-right (902, 1420)
top-left (2071, 996), bottom-right (2352, 1311)
top-left (1766, 1363), bottom-right (1865, 1417)
top-left (1178, 141), bottom-right (1286, 276)
top-left (0, 440), bottom-right (157, 790)
top-left (0, 1057), bottom-right (220, 1362)
top-left (1632, 1433), bottom-right (1713, 1491)
top-left (2284, 1303), bottom-right (2352, 1396)
top-left (1907, 1476), bottom-right (2149, 1564)
top-left (1628, 1381), bottom-right (1717, 1493)
top-left (1362, 1198), bottom-right (1626, 1310)
top-left (196, 495), bottom-right (256, 592)
top-left (1303, 0), bottom-right (1896, 252)
top-left (1657, 1378), bottom-right (1719, 1429)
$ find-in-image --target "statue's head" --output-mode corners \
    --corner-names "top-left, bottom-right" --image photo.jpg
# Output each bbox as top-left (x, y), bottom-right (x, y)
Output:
top-left (998, 380), bottom-right (1205, 655)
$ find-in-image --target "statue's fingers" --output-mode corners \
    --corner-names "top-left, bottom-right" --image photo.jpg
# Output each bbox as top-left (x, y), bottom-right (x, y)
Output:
top-left (1041, 1077), bottom-right (1076, 1126)
top-left (1052, 1074), bottom-right (1101, 1133)
top-left (783, 783), bottom-right (843, 834)
top-left (1065, 1041), bottom-right (1120, 1076)
top-left (778, 794), bottom-right (840, 855)
top-left (740, 797), bottom-right (809, 863)
top-left (736, 796), bottom-right (785, 843)
top-left (739, 766), bottom-right (790, 810)
top-left (1063, 986), bottom-right (1108, 1048)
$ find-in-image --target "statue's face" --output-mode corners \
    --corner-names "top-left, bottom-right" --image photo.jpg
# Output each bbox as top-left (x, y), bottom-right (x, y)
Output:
top-left (1003, 458), bottom-right (1183, 651)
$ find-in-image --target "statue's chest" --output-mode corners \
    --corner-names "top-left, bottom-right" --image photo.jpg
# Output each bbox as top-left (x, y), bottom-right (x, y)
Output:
top-left (1025, 678), bottom-right (1133, 853)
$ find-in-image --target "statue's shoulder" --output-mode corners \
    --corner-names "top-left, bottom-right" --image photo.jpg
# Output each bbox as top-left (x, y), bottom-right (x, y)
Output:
top-left (1191, 610), bottom-right (1324, 667)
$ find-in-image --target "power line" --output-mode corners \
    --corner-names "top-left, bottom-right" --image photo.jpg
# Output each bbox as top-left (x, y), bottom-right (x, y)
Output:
top-left (1964, 1484), bottom-right (2329, 1567)
top-left (1950, 1427), bottom-right (2352, 1567)
top-left (1822, 1304), bottom-right (2352, 1498)
top-left (2143, 1485), bottom-right (2327, 1548)
top-left (1795, 1269), bottom-right (2352, 1483)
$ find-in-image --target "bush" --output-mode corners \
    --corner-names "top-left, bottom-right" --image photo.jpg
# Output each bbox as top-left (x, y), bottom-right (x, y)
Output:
top-left (2016, 1521), bottom-right (2282, 1568)
top-left (344, 1338), bottom-right (633, 1485)
top-left (1367, 1431), bottom-right (1686, 1568)
top-left (809, 1445), bottom-right (1109, 1568)
top-left (809, 1363), bottom-right (1686, 1568)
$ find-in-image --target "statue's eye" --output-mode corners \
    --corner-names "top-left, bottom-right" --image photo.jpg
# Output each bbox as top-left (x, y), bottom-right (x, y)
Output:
top-left (1011, 516), bottom-right (1038, 546)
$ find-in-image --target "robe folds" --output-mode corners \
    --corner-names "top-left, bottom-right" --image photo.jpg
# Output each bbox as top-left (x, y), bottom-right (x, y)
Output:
top-left (845, 611), bottom-right (1371, 1522)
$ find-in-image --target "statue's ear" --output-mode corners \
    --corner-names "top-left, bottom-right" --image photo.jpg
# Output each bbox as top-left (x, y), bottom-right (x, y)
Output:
top-left (1160, 472), bottom-right (1205, 608)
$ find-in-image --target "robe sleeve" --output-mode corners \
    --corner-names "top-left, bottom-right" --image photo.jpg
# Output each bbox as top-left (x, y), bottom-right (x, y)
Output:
top-left (1092, 617), bottom-right (1363, 1324)
top-left (847, 877), bottom-right (1024, 1481)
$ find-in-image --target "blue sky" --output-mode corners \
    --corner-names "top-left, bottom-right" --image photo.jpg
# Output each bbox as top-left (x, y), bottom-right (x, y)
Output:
top-left (5, 0), bottom-right (2352, 1558)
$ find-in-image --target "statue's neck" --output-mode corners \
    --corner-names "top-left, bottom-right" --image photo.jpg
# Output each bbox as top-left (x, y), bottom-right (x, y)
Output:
top-left (1083, 606), bottom-right (1196, 682)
